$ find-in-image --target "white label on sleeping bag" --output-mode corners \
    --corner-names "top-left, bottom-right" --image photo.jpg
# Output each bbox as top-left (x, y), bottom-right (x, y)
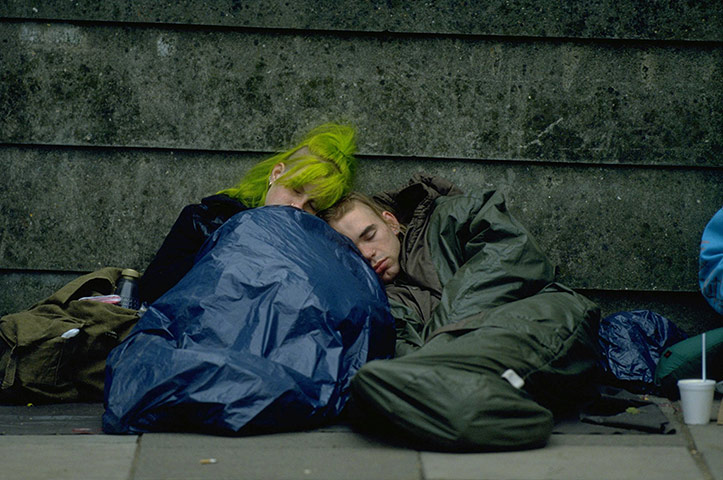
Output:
top-left (60, 328), bottom-right (80, 339)
top-left (501, 369), bottom-right (525, 389)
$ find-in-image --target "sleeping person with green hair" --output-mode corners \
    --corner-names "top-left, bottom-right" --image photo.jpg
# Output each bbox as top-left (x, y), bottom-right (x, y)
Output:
top-left (139, 122), bottom-right (358, 304)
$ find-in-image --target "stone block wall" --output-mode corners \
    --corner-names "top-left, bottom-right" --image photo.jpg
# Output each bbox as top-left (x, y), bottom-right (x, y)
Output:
top-left (1, 2), bottom-right (721, 333)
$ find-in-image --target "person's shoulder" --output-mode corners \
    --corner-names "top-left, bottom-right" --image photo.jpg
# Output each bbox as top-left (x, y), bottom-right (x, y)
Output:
top-left (406, 174), bottom-right (464, 198)
top-left (200, 193), bottom-right (248, 211)
top-left (169, 194), bottom-right (248, 230)
top-left (433, 187), bottom-right (503, 209)
top-left (700, 208), bottom-right (723, 314)
top-left (701, 208), bottom-right (723, 261)
top-left (194, 194), bottom-right (248, 218)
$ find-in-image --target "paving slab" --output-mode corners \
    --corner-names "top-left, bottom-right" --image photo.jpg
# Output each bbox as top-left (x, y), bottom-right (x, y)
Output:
top-left (133, 430), bottom-right (422, 480)
top-left (421, 441), bottom-right (702, 480)
top-left (689, 425), bottom-right (723, 480)
top-left (698, 426), bottom-right (723, 480)
top-left (418, 398), bottom-right (720, 480)
top-left (0, 397), bottom-right (719, 480)
top-left (685, 399), bottom-right (723, 480)
top-left (550, 433), bottom-right (685, 446)
top-left (0, 434), bottom-right (138, 480)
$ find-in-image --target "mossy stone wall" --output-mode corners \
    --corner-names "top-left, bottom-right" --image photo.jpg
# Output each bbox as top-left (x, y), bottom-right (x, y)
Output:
top-left (1, 2), bottom-right (721, 333)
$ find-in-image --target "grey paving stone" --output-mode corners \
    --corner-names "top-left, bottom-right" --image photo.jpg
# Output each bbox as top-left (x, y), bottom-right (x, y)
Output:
top-left (0, 435), bottom-right (138, 480)
top-left (550, 433), bottom-right (685, 446)
top-left (421, 440), bottom-right (704, 480)
top-left (687, 400), bottom-right (723, 480)
top-left (690, 427), bottom-right (723, 480)
top-left (133, 431), bottom-right (421, 480)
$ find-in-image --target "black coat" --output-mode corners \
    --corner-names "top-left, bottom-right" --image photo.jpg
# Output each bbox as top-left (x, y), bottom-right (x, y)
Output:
top-left (139, 194), bottom-right (248, 304)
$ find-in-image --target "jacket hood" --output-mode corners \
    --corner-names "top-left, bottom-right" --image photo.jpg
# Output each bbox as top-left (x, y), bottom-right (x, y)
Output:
top-left (374, 174), bottom-right (463, 234)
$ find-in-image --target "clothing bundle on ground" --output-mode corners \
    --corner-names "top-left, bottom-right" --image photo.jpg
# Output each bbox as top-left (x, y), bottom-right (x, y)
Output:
top-left (597, 310), bottom-right (688, 393)
top-left (347, 175), bottom-right (602, 451)
top-left (103, 206), bottom-right (395, 435)
top-left (0, 268), bottom-right (139, 403)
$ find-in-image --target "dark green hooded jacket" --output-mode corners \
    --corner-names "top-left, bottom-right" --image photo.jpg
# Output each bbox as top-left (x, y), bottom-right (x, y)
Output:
top-left (349, 175), bottom-right (601, 451)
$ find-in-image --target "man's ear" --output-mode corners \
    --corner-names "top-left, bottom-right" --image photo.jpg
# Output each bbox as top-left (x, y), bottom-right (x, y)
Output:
top-left (381, 211), bottom-right (400, 234)
top-left (270, 163), bottom-right (285, 183)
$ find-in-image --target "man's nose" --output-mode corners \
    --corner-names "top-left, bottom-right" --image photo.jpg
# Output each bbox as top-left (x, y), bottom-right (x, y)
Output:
top-left (359, 245), bottom-right (375, 261)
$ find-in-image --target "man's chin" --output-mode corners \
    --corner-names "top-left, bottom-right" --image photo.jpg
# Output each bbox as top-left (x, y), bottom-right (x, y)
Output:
top-left (380, 269), bottom-right (399, 284)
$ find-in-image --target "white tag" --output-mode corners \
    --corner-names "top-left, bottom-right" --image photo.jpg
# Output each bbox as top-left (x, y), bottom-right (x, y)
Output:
top-left (501, 369), bottom-right (525, 389)
top-left (60, 328), bottom-right (80, 339)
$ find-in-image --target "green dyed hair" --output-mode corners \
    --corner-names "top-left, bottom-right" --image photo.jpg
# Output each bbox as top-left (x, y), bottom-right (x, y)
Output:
top-left (219, 123), bottom-right (358, 211)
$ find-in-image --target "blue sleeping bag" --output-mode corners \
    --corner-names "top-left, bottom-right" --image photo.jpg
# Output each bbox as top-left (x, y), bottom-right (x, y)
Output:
top-left (103, 206), bottom-right (394, 434)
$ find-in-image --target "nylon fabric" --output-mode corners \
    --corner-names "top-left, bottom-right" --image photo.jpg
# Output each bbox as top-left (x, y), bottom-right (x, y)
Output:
top-left (103, 206), bottom-right (394, 434)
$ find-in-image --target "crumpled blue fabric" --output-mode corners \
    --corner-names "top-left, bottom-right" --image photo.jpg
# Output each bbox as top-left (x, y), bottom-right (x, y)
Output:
top-left (700, 208), bottom-right (723, 315)
top-left (103, 206), bottom-right (394, 434)
top-left (598, 310), bottom-right (687, 387)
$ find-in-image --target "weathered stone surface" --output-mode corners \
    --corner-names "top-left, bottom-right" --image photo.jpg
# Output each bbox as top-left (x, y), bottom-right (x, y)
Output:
top-left (1, 1), bottom-right (721, 41)
top-left (582, 290), bottom-right (721, 337)
top-left (1, 146), bottom-right (719, 293)
top-left (0, 8), bottom-right (721, 337)
top-left (1, 22), bottom-right (720, 166)
top-left (0, 146), bottom-right (264, 273)
top-left (0, 271), bottom-right (78, 316)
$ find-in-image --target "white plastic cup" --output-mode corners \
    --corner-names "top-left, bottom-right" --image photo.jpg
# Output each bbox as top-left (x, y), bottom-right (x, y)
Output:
top-left (677, 379), bottom-right (716, 425)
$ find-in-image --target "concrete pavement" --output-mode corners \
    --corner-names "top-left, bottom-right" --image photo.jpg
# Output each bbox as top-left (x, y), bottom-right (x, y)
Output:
top-left (0, 398), bottom-right (720, 480)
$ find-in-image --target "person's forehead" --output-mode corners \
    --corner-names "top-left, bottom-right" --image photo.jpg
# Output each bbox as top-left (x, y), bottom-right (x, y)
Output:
top-left (334, 202), bottom-right (380, 234)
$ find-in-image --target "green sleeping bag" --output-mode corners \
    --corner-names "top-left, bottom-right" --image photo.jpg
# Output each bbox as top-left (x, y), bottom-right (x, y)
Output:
top-left (654, 327), bottom-right (723, 398)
